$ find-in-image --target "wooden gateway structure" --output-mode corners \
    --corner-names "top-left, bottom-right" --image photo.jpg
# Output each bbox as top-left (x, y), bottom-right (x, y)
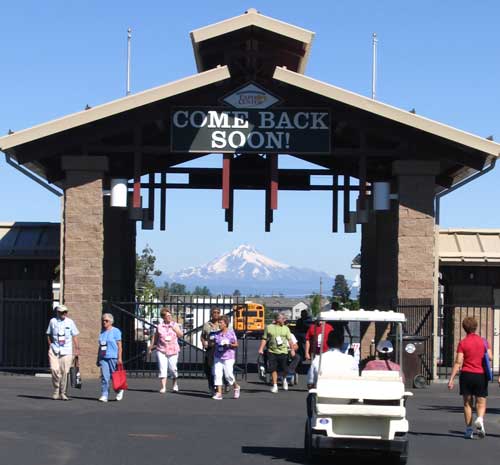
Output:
top-left (1, 9), bottom-right (499, 376)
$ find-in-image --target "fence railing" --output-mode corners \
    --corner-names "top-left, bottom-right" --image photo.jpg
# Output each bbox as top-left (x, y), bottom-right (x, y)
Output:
top-left (0, 297), bottom-right (54, 371)
top-left (396, 299), bottom-right (434, 383)
top-left (103, 296), bottom-right (250, 378)
top-left (437, 304), bottom-right (497, 379)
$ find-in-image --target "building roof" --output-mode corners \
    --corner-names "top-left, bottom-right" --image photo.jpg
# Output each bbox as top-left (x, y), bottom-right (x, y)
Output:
top-left (439, 228), bottom-right (500, 265)
top-left (273, 66), bottom-right (500, 159)
top-left (0, 66), bottom-right (230, 151)
top-left (0, 11), bottom-right (497, 191)
top-left (251, 297), bottom-right (308, 308)
top-left (0, 222), bottom-right (60, 260)
top-left (190, 8), bottom-right (314, 74)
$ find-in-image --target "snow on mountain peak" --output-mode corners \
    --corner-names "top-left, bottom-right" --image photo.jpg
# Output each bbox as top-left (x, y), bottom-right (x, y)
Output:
top-left (207, 244), bottom-right (290, 274)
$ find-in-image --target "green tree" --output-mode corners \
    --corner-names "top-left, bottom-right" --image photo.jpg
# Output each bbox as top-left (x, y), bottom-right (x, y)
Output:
top-left (136, 245), bottom-right (161, 300)
top-left (310, 293), bottom-right (321, 317)
top-left (332, 274), bottom-right (350, 303)
top-left (169, 282), bottom-right (188, 295)
top-left (193, 285), bottom-right (211, 296)
top-left (233, 289), bottom-right (241, 297)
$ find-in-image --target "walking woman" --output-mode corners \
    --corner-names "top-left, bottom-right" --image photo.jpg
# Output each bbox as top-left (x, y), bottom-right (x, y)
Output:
top-left (448, 316), bottom-right (492, 439)
top-left (97, 313), bottom-right (124, 402)
top-left (212, 315), bottom-right (240, 400)
top-left (150, 307), bottom-right (183, 393)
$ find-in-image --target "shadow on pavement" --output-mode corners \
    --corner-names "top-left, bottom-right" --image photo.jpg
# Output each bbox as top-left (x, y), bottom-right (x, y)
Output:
top-left (241, 446), bottom-right (397, 465)
top-left (241, 446), bottom-right (304, 464)
top-left (126, 388), bottom-right (158, 393)
top-left (420, 405), bottom-right (500, 415)
top-left (177, 390), bottom-right (211, 399)
top-left (410, 429), bottom-right (500, 439)
top-left (17, 395), bottom-right (54, 401)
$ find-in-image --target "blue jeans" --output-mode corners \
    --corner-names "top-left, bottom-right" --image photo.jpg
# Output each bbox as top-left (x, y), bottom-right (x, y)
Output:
top-left (99, 358), bottom-right (117, 397)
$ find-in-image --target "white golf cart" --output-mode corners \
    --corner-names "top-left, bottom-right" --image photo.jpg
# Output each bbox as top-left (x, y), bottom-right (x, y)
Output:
top-left (305, 310), bottom-right (412, 464)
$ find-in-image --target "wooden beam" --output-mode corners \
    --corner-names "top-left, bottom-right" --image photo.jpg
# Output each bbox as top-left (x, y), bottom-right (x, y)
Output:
top-left (332, 175), bottom-right (338, 233)
top-left (148, 173), bottom-right (155, 222)
top-left (133, 129), bottom-right (142, 209)
top-left (222, 154), bottom-right (231, 209)
top-left (270, 154), bottom-right (278, 210)
top-left (160, 171), bottom-right (167, 231)
top-left (343, 175), bottom-right (351, 224)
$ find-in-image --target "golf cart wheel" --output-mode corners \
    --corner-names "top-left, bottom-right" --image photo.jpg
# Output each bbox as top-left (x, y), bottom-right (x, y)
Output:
top-left (392, 454), bottom-right (408, 465)
top-left (294, 373), bottom-right (299, 385)
top-left (304, 420), bottom-right (316, 463)
top-left (306, 393), bottom-right (317, 418)
top-left (265, 373), bottom-right (271, 385)
top-left (413, 374), bottom-right (426, 389)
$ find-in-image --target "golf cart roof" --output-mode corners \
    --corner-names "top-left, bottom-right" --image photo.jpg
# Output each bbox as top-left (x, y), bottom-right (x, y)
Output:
top-left (318, 309), bottom-right (406, 323)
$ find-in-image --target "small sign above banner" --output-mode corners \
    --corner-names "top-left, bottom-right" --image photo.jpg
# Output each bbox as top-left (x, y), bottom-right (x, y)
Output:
top-left (171, 108), bottom-right (331, 154)
top-left (222, 83), bottom-right (280, 109)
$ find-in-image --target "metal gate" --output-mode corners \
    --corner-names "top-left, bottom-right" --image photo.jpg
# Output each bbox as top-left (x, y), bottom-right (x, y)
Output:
top-left (103, 295), bottom-right (250, 378)
top-left (396, 299), bottom-right (434, 383)
top-left (0, 280), bottom-right (54, 372)
top-left (437, 304), bottom-right (497, 378)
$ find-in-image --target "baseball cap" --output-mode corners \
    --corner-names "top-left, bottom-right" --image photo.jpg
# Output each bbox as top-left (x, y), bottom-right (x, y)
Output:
top-left (376, 340), bottom-right (393, 354)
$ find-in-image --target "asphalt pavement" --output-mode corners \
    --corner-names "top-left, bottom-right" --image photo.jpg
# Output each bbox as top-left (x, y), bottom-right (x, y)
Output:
top-left (0, 373), bottom-right (499, 465)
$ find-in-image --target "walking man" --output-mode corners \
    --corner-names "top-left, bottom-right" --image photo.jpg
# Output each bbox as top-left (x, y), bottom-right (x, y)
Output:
top-left (201, 307), bottom-right (222, 392)
top-left (259, 312), bottom-right (295, 393)
top-left (46, 305), bottom-right (80, 400)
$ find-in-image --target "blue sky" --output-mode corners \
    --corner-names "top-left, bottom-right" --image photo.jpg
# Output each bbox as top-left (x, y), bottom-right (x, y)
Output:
top-left (1, 1), bottom-right (499, 285)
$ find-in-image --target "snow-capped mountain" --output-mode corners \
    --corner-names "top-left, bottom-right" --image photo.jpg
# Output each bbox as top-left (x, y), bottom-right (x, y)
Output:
top-left (165, 244), bottom-right (335, 296)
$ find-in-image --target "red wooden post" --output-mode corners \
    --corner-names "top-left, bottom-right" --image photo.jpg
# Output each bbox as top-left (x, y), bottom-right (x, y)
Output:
top-left (270, 154), bottom-right (278, 210)
top-left (222, 154), bottom-right (231, 209)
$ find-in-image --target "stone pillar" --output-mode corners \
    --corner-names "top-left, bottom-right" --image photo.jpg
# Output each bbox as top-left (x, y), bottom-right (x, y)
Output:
top-left (61, 156), bottom-right (108, 378)
top-left (393, 161), bottom-right (439, 303)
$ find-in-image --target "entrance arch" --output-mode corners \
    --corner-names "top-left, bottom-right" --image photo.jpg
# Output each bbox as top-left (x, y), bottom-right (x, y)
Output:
top-left (1, 9), bottom-right (498, 376)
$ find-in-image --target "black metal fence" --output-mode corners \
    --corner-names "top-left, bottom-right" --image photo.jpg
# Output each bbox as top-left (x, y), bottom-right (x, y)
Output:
top-left (437, 304), bottom-right (497, 378)
top-left (396, 299), bottom-right (434, 383)
top-left (103, 296), bottom-right (250, 378)
top-left (0, 297), bottom-right (54, 371)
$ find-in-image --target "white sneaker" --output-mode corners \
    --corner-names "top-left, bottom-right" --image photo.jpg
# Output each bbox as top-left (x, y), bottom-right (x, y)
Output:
top-left (282, 378), bottom-right (289, 391)
top-left (474, 417), bottom-right (486, 438)
top-left (159, 387), bottom-right (166, 394)
top-left (60, 393), bottom-right (69, 401)
top-left (98, 396), bottom-right (108, 403)
top-left (115, 390), bottom-right (124, 401)
top-left (271, 384), bottom-right (278, 393)
top-left (212, 393), bottom-right (223, 400)
top-left (172, 384), bottom-right (179, 392)
top-left (52, 391), bottom-right (60, 400)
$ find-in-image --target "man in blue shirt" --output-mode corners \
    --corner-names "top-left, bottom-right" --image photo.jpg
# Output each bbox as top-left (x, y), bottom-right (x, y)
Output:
top-left (46, 305), bottom-right (80, 400)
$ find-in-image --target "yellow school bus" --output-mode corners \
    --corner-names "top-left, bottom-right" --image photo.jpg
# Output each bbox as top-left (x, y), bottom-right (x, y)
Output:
top-left (233, 302), bottom-right (265, 334)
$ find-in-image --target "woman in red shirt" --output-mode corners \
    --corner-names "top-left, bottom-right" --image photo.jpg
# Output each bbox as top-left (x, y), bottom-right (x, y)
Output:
top-left (448, 316), bottom-right (492, 439)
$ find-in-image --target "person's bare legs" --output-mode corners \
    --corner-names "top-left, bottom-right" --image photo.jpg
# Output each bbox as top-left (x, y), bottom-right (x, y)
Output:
top-left (271, 371), bottom-right (278, 385)
top-left (463, 395), bottom-right (473, 426)
top-left (476, 396), bottom-right (487, 419)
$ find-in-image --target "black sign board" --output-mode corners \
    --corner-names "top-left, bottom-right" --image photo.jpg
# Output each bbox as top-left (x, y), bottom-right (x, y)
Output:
top-left (171, 108), bottom-right (331, 154)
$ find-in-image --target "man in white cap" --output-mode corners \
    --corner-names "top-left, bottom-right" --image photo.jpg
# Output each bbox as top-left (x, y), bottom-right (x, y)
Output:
top-left (46, 305), bottom-right (80, 400)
